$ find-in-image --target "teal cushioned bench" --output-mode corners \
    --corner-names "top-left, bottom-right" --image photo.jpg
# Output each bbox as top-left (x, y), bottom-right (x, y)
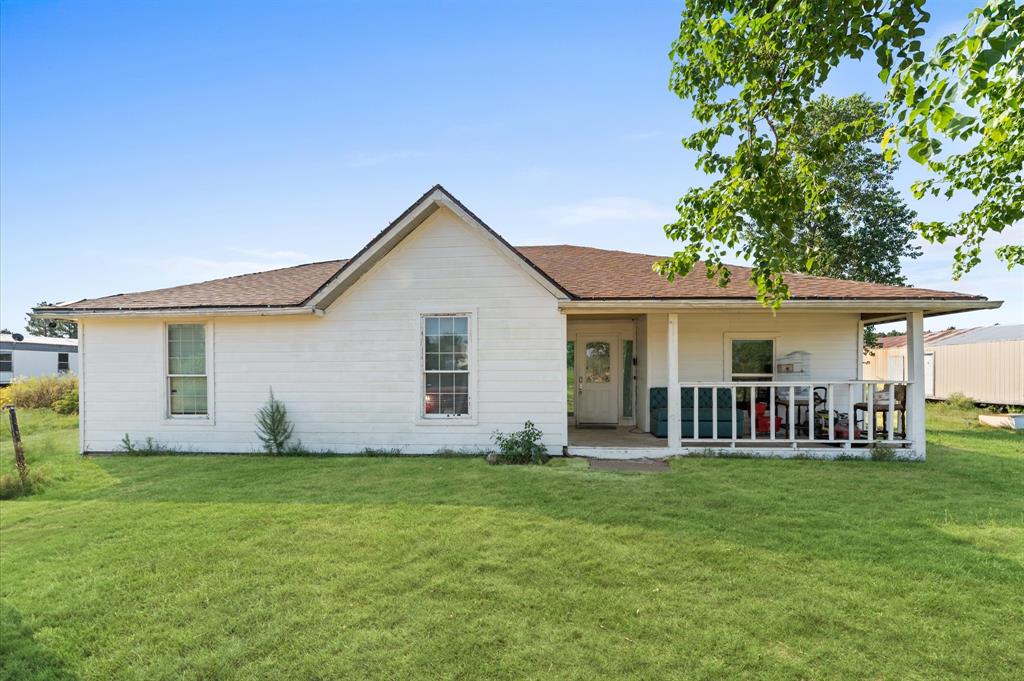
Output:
top-left (650, 387), bottom-right (745, 439)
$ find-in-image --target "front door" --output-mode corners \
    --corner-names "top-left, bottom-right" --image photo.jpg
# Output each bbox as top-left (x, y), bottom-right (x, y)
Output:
top-left (576, 335), bottom-right (619, 425)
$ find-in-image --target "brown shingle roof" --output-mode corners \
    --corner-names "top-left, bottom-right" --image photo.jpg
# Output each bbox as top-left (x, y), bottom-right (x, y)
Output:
top-left (55, 260), bottom-right (347, 311)
top-left (49, 244), bottom-right (984, 312)
top-left (516, 245), bottom-right (984, 301)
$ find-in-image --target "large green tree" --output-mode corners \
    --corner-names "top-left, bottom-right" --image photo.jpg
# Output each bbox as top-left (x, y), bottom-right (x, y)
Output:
top-left (777, 94), bottom-right (920, 285)
top-left (658, 0), bottom-right (1023, 305)
top-left (25, 302), bottom-right (77, 339)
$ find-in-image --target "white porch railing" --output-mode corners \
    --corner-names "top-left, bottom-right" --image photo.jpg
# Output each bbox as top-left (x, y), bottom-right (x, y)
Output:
top-left (669, 381), bottom-right (911, 448)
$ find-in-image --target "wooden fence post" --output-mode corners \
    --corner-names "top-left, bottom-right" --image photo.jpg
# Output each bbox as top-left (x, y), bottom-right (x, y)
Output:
top-left (4, 406), bottom-right (30, 488)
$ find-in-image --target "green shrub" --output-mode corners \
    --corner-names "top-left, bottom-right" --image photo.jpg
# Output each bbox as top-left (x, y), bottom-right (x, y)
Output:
top-left (945, 392), bottom-right (976, 410)
top-left (119, 434), bottom-right (179, 455)
top-left (431, 447), bottom-right (479, 457)
top-left (255, 389), bottom-right (299, 455)
top-left (359, 447), bottom-right (403, 457)
top-left (0, 374), bottom-right (77, 410)
top-left (53, 384), bottom-right (79, 414)
top-left (869, 445), bottom-right (896, 461)
top-left (490, 421), bottom-right (549, 465)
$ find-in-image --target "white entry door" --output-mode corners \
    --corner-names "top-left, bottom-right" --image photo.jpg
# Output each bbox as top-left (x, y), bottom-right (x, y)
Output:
top-left (576, 335), bottom-right (619, 425)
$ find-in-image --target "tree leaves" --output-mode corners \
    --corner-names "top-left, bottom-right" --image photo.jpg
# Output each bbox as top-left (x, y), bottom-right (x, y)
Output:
top-left (665, 0), bottom-right (1023, 304)
top-left (25, 302), bottom-right (77, 339)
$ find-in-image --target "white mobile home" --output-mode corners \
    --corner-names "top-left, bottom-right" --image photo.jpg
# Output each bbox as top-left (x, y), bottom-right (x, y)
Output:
top-left (38, 186), bottom-right (1000, 460)
top-left (864, 325), bottom-right (1024, 406)
top-left (0, 333), bottom-right (78, 386)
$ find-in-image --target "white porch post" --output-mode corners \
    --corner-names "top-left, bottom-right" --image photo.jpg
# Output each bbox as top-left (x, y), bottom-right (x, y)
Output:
top-left (906, 311), bottom-right (927, 459)
top-left (667, 313), bottom-right (681, 449)
top-left (856, 319), bottom-right (865, 379)
top-left (559, 311), bottom-right (569, 451)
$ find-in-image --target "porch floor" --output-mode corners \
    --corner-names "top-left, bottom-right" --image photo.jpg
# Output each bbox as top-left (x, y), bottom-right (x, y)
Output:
top-left (568, 426), bottom-right (666, 448)
top-left (566, 425), bottom-right (913, 461)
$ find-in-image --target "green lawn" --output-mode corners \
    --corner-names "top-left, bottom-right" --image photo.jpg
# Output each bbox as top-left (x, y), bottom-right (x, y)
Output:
top-left (1, 406), bottom-right (1022, 680)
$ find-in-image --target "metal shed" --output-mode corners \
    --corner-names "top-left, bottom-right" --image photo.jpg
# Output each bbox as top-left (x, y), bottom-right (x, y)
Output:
top-left (863, 324), bottom-right (1023, 406)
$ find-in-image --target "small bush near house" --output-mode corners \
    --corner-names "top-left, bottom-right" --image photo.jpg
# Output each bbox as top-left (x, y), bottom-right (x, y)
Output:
top-left (946, 392), bottom-right (976, 410)
top-left (869, 445), bottom-right (896, 461)
top-left (490, 421), bottom-right (549, 465)
top-left (358, 447), bottom-right (403, 457)
top-left (0, 374), bottom-right (77, 410)
top-left (255, 389), bottom-right (300, 455)
top-left (52, 384), bottom-right (79, 415)
top-left (119, 434), bottom-right (179, 455)
top-left (431, 447), bottom-right (480, 457)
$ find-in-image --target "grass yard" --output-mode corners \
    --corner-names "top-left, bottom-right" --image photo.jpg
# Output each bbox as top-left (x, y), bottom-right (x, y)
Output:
top-left (1, 406), bottom-right (1022, 680)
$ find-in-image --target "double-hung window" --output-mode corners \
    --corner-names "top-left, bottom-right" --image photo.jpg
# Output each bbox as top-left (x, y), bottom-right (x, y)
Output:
top-left (0, 352), bottom-right (12, 373)
top-left (423, 314), bottom-right (470, 417)
top-left (730, 338), bottom-right (775, 382)
top-left (167, 324), bottom-right (208, 416)
top-left (57, 353), bottom-right (70, 373)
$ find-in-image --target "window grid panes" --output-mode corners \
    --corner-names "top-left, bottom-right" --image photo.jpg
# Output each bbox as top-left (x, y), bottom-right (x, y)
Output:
top-left (423, 315), bottom-right (469, 416)
top-left (57, 353), bottom-right (70, 373)
top-left (731, 339), bottom-right (775, 381)
top-left (168, 324), bottom-right (208, 416)
top-left (0, 352), bottom-right (11, 373)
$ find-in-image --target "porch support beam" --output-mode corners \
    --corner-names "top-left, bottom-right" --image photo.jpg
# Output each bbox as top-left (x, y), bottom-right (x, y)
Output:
top-left (856, 319), bottom-right (865, 379)
top-left (667, 313), bottom-right (681, 449)
top-left (906, 310), bottom-right (927, 459)
top-left (559, 312), bottom-right (569, 450)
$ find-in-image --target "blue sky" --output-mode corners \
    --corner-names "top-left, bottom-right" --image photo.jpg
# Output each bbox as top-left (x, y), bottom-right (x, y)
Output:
top-left (2, 0), bottom-right (1020, 333)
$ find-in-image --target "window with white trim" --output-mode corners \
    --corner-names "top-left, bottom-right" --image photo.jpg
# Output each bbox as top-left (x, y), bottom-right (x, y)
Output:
top-left (57, 353), bottom-right (70, 373)
top-left (167, 324), bottom-right (208, 416)
top-left (423, 314), bottom-right (470, 417)
top-left (0, 352), bottom-right (11, 373)
top-left (730, 338), bottom-right (775, 381)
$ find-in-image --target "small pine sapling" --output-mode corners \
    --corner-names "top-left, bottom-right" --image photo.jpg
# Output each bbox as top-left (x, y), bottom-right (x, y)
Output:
top-left (255, 389), bottom-right (297, 455)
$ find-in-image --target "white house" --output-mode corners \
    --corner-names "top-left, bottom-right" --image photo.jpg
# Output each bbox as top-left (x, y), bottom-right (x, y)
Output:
top-left (0, 332), bottom-right (78, 386)
top-left (37, 186), bottom-right (1000, 459)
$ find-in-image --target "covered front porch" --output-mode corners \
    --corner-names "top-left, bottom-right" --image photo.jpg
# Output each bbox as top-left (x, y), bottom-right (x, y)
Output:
top-left (562, 304), bottom-right (933, 460)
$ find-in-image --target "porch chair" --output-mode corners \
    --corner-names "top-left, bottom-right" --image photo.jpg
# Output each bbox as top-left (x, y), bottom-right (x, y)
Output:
top-left (854, 384), bottom-right (907, 439)
top-left (774, 386), bottom-right (828, 437)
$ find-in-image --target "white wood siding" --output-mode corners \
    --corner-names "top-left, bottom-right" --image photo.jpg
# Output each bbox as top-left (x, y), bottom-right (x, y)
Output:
top-left (645, 311), bottom-right (861, 382)
top-left (642, 310), bottom-right (861, 414)
top-left (79, 207), bottom-right (567, 453)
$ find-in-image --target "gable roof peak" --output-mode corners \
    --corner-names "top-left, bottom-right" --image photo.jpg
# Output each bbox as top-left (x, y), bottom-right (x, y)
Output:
top-left (303, 185), bottom-right (572, 308)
